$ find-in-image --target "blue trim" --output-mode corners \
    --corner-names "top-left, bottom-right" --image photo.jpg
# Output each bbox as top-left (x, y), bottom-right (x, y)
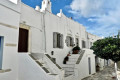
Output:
top-left (0, 36), bottom-right (4, 69)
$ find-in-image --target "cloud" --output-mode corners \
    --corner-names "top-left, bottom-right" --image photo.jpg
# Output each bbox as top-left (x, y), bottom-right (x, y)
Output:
top-left (68, 0), bottom-right (120, 37)
top-left (70, 0), bottom-right (104, 17)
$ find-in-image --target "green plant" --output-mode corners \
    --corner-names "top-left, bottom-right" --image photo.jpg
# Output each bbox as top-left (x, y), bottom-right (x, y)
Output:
top-left (91, 37), bottom-right (120, 62)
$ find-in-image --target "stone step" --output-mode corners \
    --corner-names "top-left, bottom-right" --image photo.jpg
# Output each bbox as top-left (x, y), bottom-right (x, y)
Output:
top-left (66, 61), bottom-right (76, 64)
top-left (64, 69), bottom-right (74, 72)
top-left (68, 59), bottom-right (78, 62)
top-left (70, 54), bottom-right (80, 56)
top-left (64, 74), bottom-right (73, 77)
top-left (69, 55), bottom-right (80, 59)
top-left (63, 64), bottom-right (75, 67)
top-left (63, 67), bottom-right (74, 69)
top-left (65, 71), bottom-right (74, 75)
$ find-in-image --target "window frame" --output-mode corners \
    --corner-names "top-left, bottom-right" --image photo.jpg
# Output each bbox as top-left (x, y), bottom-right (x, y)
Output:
top-left (66, 36), bottom-right (74, 47)
top-left (53, 32), bottom-right (63, 49)
top-left (0, 36), bottom-right (4, 70)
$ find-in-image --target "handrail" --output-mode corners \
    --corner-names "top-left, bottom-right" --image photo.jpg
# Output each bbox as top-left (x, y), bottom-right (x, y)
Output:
top-left (29, 54), bottom-right (50, 73)
top-left (76, 50), bottom-right (85, 64)
top-left (42, 67), bottom-right (50, 73)
top-left (36, 61), bottom-right (43, 66)
top-left (29, 54), bottom-right (37, 60)
top-left (45, 54), bottom-right (62, 69)
top-left (0, 69), bottom-right (11, 73)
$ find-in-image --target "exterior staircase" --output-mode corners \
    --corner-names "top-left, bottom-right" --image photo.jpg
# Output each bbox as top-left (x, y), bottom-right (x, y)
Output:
top-left (29, 54), bottom-right (51, 74)
top-left (28, 53), bottom-right (64, 80)
top-left (62, 50), bottom-right (85, 77)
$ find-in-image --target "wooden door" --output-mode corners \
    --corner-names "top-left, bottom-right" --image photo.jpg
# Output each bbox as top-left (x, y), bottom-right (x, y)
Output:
top-left (18, 28), bottom-right (28, 52)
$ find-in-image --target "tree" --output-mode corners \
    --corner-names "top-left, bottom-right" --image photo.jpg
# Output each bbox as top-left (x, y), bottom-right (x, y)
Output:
top-left (91, 37), bottom-right (120, 63)
top-left (91, 35), bottom-right (120, 79)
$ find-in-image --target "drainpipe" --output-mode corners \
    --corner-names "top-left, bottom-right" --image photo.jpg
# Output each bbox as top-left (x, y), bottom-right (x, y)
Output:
top-left (43, 13), bottom-right (47, 53)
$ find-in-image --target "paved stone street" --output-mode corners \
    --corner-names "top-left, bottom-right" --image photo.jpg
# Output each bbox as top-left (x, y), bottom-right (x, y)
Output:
top-left (82, 65), bottom-right (116, 80)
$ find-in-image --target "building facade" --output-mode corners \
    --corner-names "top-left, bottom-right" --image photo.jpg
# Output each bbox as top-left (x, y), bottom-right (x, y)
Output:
top-left (0, 0), bottom-right (108, 80)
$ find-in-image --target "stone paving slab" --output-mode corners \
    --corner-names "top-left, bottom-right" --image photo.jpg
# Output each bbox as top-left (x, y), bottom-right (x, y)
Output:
top-left (82, 65), bottom-right (116, 80)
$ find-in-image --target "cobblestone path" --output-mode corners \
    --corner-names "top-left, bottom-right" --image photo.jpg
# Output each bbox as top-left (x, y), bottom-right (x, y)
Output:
top-left (82, 65), bottom-right (116, 80)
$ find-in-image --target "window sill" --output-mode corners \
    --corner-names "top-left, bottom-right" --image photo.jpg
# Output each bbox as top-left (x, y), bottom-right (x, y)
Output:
top-left (0, 69), bottom-right (11, 73)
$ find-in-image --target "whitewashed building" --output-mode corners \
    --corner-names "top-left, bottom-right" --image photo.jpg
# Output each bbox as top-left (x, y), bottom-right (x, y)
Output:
top-left (0, 0), bottom-right (108, 80)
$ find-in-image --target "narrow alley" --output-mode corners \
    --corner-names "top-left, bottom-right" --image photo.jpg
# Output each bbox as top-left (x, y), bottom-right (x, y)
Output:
top-left (82, 65), bottom-right (116, 80)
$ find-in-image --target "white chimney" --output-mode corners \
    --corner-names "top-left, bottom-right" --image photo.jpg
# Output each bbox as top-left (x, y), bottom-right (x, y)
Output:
top-left (35, 6), bottom-right (40, 11)
top-left (57, 9), bottom-right (62, 17)
top-left (60, 9), bottom-right (62, 14)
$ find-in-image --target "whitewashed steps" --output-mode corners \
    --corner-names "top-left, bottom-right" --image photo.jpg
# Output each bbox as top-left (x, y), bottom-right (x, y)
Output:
top-left (62, 50), bottom-right (85, 77)
top-left (29, 54), bottom-right (56, 74)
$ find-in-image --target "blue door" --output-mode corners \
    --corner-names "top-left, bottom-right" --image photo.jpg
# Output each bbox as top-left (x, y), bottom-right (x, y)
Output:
top-left (0, 37), bottom-right (3, 69)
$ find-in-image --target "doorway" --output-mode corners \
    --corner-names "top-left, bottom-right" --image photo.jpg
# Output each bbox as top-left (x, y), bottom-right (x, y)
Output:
top-left (95, 56), bottom-right (100, 72)
top-left (88, 57), bottom-right (91, 74)
top-left (75, 38), bottom-right (79, 46)
top-left (0, 36), bottom-right (4, 69)
top-left (18, 28), bottom-right (29, 52)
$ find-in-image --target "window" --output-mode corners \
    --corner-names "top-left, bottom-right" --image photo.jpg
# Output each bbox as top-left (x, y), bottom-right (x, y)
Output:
top-left (9, 0), bottom-right (18, 4)
top-left (82, 40), bottom-right (86, 48)
top-left (48, 1), bottom-right (50, 4)
top-left (0, 36), bottom-right (4, 69)
top-left (43, 1), bottom-right (45, 4)
top-left (66, 36), bottom-right (74, 47)
top-left (53, 32), bottom-right (63, 48)
top-left (76, 38), bottom-right (79, 46)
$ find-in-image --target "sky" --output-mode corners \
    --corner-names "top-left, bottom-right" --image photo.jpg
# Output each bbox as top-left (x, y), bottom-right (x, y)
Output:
top-left (22, 0), bottom-right (120, 37)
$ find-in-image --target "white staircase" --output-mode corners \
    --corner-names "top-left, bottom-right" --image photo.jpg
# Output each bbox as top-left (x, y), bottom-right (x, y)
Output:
top-left (29, 53), bottom-right (64, 80)
top-left (29, 54), bottom-right (51, 74)
top-left (62, 50), bottom-right (85, 77)
top-left (19, 53), bottom-right (64, 80)
top-left (63, 54), bottom-right (80, 77)
top-left (18, 53), bottom-right (60, 80)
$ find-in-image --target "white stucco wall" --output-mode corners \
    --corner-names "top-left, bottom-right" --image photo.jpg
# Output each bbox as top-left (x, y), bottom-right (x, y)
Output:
top-left (20, 3), bottom-right (101, 69)
top-left (44, 11), bottom-right (101, 68)
top-left (18, 54), bottom-right (59, 80)
top-left (75, 49), bottom-right (96, 80)
top-left (0, 0), bottom-right (21, 80)
top-left (20, 3), bottom-right (45, 53)
top-left (44, 11), bottom-right (85, 67)
top-left (0, 1), bottom-right (106, 80)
